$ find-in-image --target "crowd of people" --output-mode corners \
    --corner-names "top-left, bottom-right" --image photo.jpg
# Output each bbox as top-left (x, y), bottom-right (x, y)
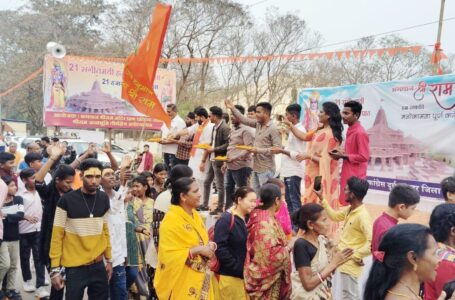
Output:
top-left (0, 99), bottom-right (452, 300)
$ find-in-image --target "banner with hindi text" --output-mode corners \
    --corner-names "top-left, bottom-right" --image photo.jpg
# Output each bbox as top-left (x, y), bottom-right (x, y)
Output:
top-left (298, 74), bottom-right (455, 199)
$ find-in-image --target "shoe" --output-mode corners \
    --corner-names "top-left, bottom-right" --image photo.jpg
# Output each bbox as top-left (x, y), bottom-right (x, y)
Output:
top-left (23, 280), bottom-right (35, 292)
top-left (35, 287), bottom-right (50, 298)
top-left (197, 205), bottom-right (209, 211)
top-left (209, 208), bottom-right (223, 215)
top-left (5, 289), bottom-right (22, 300)
top-left (44, 277), bottom-right (50, 286)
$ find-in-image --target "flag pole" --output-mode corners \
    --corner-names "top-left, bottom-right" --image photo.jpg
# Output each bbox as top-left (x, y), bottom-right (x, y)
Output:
top-left (433, 0), bottom-right (446, 75)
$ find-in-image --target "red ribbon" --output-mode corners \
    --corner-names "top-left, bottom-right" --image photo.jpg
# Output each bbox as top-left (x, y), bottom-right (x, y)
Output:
top-left (373, 251), bottom-right (385, 262)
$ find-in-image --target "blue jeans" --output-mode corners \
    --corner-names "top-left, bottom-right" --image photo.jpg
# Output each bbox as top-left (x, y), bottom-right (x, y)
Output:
top-left (284, 176), bottom-right (302, 220)
top-left (110, 265), bottom-right (127, 300)
top-left (125, 266), bottom-right (138, 290)
top-left (252, 170), bottom-right (275, 193)
top-left (163, 153), bottom-right (177, 172)
top-left (225, 167), bottom-right (252, 209)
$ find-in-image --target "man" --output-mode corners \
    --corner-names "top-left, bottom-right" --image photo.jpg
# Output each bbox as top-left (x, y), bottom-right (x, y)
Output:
top-left (441, 176), bottom-right (455, 203)
top-left (225, 100), bottom-right (282, 193)
top-left (222, 105), bottom-right (254, 210)
top-left (330, 100), bottom-right (370, 205)
top-left (49, 159), bottom-right (112, 299)
top-left (0, 152), bottom-right (17, 185)
top-left (160, 104), bottom-right (186, 171)
top-left (100, 167), bottom-right (127, 300)
top-left (7, 142), bottom-right (22, 168)
top-left (36, 144), bottom-right (93, 300)
top-left (271, 103), bottom-right (307, 218)
top-left (201, 106), bottom-right (230, 214)
top-left (18, 168), bottom-right (49, 298)
top-left (175, 107), bottom-right (214, 201)
top-left (247, 105), bottom-right (256, 119)
top-left (174, 112), bottom-right (196, 165)
top-left (40, 136), bottom-right (51, 159)
top-left (18, 142), bottom-right (42, 171)
top-left (315, 176), bottom-right (372, 300)
top-left (18, 152), bottom-right (52, 193)
top-left (137, 144), bottom-right (153, 173)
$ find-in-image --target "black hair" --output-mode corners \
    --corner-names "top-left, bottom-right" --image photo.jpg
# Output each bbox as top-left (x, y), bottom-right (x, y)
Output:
top-left (344, 100), bottom-right (363, 117)
top-left (443, 280), bottom-right (455, 299)
top-left (166, 103), bottom-right (177, 112)
top-left (286, 103), bottom-right (302, 119)
top-left (209, 106), bottom-right (223, 118)
top-left (54, 164), bottom-right (76, 181)
top-left (233, 186), bottom-right (255, 205)
top-left (19, 168), bottom-right (36, 180)
top-left (388, 184), bottom-right (420, 207)
top-left (429, 203), bottom-right (455, 243)
top-left (26, 142), bottom-right (39, 151)
top-left (153, 163), bottom-right (167, 175)
top-left (144, 144), bottom-right (150, 148)
top-left (1, 175), bottom-right (14, 186)
top-left (24, 152), bottom-right (43, 166)
top-left (0, 152), bottom-right (15, 164)
top-left (258, 183), bottom-right (281, 210)
top-left (347, 176), bottom-right (369, 200)
top-left (256, 102), bottom-right (272, 115)
top-left (292, 203), bottom-right (324, 231)
top-left (234, 105), bottom-right (245, 115)
top-left (79, 158), bottom-right (103, 173)
top-left (51, 137), bottom-right (60, 142)
top-left (132, 175), bottom-right (152, 198)
top-left (195, 107), bottom-right (209, 118)
top-left (165, 164), bottom-right (193, 189)
top-left (141, 171), bottom-right (153, 178)
top-left (322, 102), bottom-right (343, 143)
top-left (41, 136), bottom-right (50, 144)
top-left (441, 176), bottom-right (455, 201)
top-left (171, 177), bottom-right (196, 205)
top-left (247, 105), bottom-right (256, 113)
top-left (364, 224), bottom-right (432, 300)
top-left (187, 112), bottom-right (196, 119)
top-left (223, 112), bottom-right (230, 124)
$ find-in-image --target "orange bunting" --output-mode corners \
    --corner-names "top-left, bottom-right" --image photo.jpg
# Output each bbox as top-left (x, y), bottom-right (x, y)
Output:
top-left (121, 3), bottom-right (172, 128)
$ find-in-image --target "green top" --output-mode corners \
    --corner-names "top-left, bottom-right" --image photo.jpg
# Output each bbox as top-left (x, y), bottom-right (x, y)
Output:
top-left (125, 202), bottom-right (139, 266)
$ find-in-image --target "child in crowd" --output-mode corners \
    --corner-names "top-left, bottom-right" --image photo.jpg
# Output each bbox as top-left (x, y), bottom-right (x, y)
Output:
top-left (441, 176), bottom-right (455, 203)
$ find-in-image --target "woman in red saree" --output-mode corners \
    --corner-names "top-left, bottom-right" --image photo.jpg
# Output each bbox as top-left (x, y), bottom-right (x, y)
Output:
top-left (302, 102), bottom-right (343, 212)
top-left (244, 183), bottom-right (292, 300)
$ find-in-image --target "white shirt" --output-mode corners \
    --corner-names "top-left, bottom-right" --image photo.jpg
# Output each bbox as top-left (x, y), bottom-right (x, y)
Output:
top-left (104, 189), bottom-right (127, 267)
top-left (161, 115), bottom-right (187, 155)
top-left (18, 189), bottom-right (42, 234)
top-left (187, 121), bottom-right (215, 179)
top-left (281, 123), bottom-right (307, 178)
top-left (18, 172), bottom-right (52, 194)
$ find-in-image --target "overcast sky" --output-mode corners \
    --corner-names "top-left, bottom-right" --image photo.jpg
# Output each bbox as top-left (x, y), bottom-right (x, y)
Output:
top-left (1, 0), bottom-right (454, 54)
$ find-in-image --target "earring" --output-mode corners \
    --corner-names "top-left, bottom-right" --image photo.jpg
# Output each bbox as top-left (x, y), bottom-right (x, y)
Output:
top-left (413, 264), bottom-right (418, 272)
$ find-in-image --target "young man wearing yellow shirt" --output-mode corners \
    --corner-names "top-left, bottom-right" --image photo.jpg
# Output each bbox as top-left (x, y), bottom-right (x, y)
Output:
top-left (315, 176), bottom-right (372, 300)
top-left (49, 158), bottom-right (112, 300)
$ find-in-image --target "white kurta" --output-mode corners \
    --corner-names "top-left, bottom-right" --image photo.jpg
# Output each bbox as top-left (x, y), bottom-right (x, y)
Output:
top-left (188, 122), bottom-right (214, 179)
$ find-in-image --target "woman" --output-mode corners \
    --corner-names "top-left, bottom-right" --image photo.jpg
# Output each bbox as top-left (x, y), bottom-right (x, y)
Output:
top-left (302, 102), bottom-right (343, 207)
top-left (153, 165), bottom-right (193, 248)
top-left (244, 183), bottom-right (292, 300)
top-left (266, 178), bottom-right (292, 238)
top-left (149, 163), bottom-right (168, 200)
top-left (291, 204), bottom-right (353, 300)
top-left (0, 176), bottom-right (24, 300)
top-left (364, 223), bottom-right (440, 300)
top-left (131, 175), bottom-right (155, 298)
top-left (154, 177), bottom-right (216, 300)
top-left (215, 187), bottom-right (257, 299)
top-left (425, 203), bottom-right (455, 300)
top-left (141, 171), bottom-right (154, 190)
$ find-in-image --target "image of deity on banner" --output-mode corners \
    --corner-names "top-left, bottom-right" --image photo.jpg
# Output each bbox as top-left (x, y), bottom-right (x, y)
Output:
top-left (302, 91), bottom-right (321, 131)
top-left (46, 60), bottom-right (67, 111)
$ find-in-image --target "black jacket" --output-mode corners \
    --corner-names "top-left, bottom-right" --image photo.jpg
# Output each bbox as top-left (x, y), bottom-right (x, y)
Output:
top-left (211, 120), bottom-right (231, 160)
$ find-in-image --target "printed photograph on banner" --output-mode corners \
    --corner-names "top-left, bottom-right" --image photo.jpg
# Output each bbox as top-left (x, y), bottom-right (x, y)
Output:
top-left (42, 55), bottom-right (176, 130)
top-left (298, 74), bottom-right (455, 199)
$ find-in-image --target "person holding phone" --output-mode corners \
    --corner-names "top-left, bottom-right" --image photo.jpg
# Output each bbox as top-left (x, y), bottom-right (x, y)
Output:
top-left (329, 100), bottom-right (369, 206)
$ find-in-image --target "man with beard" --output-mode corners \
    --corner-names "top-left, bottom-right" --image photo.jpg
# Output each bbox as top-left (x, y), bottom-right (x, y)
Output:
top-left (173, 112), bottom-right (197, 166)
top-left (329, 100), bottom-right (369, 206)
top-left (49, 159), bottom-right (112, 300)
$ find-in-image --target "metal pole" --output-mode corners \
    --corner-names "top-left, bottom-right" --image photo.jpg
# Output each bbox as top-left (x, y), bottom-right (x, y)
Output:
top-left (434, 0), bottom-right (446, 75)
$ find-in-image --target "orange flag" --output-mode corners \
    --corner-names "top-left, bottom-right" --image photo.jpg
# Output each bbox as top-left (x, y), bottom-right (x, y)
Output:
top-left (121, 3), bottom-right (172, 128)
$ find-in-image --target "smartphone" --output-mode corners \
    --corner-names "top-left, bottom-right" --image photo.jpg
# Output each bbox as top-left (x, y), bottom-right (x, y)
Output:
top-left (314, 176), bottom-right (322, 191)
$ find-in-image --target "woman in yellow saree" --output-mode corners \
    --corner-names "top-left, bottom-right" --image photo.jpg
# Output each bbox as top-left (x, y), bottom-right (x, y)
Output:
top-left (154, 177), bottom-right (216, 300)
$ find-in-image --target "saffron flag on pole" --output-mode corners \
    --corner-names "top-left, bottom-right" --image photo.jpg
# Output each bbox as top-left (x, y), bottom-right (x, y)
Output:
top-left (121, 3), bottom-right (172, 128)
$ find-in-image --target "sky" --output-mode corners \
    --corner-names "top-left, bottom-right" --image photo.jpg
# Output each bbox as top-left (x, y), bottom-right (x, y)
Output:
top-left (1, 0), bottom-right (454, 54)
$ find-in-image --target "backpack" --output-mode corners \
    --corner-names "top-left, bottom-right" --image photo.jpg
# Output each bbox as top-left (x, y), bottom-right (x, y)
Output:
top-left (207, 212), bottom-right (235, 273)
